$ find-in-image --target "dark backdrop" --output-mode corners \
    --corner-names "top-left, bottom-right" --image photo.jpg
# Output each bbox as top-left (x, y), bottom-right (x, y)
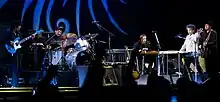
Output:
top-left (0, 0), bottom-right (219, 50)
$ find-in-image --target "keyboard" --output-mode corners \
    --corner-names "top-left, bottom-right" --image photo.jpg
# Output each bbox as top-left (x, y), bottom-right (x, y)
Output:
top-left (102, 62), bottom-right (128, 65)
top-left (159, 51), bottom-right (201, 57)
top-left (159, 51), bottom-right (190, 54)
top-left (105, 49), bottom-right (133, 54)
top-left (140, 51), bottom-right (158, 55)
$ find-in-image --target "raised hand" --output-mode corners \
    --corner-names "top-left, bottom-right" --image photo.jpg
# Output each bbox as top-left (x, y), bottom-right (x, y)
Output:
top-left (10, 41), bottom-right (14, 46)
top-left (197, 28), bottom-right (203, 33)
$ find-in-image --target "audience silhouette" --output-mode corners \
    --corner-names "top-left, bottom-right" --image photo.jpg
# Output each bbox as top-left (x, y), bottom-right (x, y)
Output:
top-left (32, 65), bottom-right (62, 101)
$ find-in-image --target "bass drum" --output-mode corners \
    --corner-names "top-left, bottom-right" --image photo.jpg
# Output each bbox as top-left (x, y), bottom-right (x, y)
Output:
top-left (48, 50), bottom-right (63, 65)
top-left (74, 37), bottom-right (90, 52)
top-left (65, 51), bottom-right (90, 70)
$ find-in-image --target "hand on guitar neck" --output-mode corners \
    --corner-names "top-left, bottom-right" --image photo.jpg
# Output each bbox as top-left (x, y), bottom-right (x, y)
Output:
top-left (124, 45), bottom-right (130, 63)
top-left (31, 34), bottom-right (36, 39)
top-left (10, 41), bottom-right (14, 46)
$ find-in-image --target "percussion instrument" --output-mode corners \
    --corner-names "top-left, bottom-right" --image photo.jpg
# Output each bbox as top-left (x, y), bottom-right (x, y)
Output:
top-left (65, 51), bottom-right (90, 70)
top-left (74, 37), bottom-right (90, 52)
top-left (66, 33), bottom-right (78, 39)
top-left (63, 33), bottom-right (78, 47)
top-left (48, 49), bottom-right (63, 65)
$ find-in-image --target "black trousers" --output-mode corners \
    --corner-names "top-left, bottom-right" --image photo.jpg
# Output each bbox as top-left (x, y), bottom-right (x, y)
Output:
top-left (0, 57), bottom-right (11, 85)
top-left (183, 56), bottom-right (204, 81)
top-left (205, 52), bottom-right (219, 77)
top-left (0, 53), bottom-right (21, 87)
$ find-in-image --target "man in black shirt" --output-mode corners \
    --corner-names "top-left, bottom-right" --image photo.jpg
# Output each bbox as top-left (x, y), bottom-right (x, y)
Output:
top-left (47, 26), bottom-right (65, 50)
top-left (133, 34), bottom-right (155, 75)
top-left (0, 22), bottom-right (22, 87)
top-left (133, 34), bottom-right (151, 52)
top-left (0, 21), bottom-right (36, 87)
top-left (199, 21), bottom-right (219, 77)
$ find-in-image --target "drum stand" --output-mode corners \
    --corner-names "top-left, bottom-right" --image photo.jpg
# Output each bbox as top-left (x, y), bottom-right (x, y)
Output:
top-left (57, 50), bottom-right (68, 71)
top-left (41, 48), bottom-right (51, 78)
top-left (88, 37), bottom-right (97, 61)
top-left (41, 34), bottom-right (58, 84)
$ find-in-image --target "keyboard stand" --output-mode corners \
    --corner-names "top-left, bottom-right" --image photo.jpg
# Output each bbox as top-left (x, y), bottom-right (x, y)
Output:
top-left (103, 65), bottom-right (118, 86)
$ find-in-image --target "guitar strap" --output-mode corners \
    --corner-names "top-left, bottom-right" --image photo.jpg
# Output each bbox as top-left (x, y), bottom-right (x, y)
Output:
top-left (205, 30), bottom-right (212, 43)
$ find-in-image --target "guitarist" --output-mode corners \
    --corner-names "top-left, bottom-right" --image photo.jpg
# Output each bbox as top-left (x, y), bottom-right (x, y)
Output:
top-left (0, 22), bottom-right (22, 86)
top-left (199, 21), bottom-right (218, 77)
top-left (0, 22), bottom-right (35, 87)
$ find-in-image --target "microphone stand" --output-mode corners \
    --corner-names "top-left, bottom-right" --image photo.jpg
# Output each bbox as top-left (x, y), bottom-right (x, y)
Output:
top-left (44, 33), bottom-right (57, 44)
top-left (194, 37), bottom-right (198, 82)
top-left (153, 31), bottom-right (162, 76)
top-left (41, 33), bottom-right (57, 79)
top-left (94, 22), bottom-right (115, 62)
top-left (95, 23), bottom-right (114, 49)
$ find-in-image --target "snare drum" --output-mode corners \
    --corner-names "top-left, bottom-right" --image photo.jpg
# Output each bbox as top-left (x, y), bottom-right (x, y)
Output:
top-left (74, 38), bottom-right (89, 51)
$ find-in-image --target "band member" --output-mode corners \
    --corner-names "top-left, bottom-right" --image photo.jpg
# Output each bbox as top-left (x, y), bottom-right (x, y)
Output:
top-left (199, 21), bottom-right (218, 77)
top-left (47, 26), bottom-right (65, 50)
top-left (180, 24), bottom-right (204, 81)
top-left (0, 21), bottom-right (35, 87)
top-left (134, 34), bottom-right (151, 51)
top-left (133, 34), bottom-right (154, 75)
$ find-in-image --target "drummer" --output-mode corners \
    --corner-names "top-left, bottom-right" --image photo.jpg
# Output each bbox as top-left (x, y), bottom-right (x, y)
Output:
top-left (47, 26), bottom-right (65, 50)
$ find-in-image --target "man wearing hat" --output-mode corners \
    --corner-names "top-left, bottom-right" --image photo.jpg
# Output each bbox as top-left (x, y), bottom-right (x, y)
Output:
top-left (199, 21), bottom-right (218, 77)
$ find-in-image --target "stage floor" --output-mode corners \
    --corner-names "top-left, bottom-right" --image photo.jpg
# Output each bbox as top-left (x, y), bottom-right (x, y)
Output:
top-left (0, 87), bottom-right (79, 93)
top-left (0, 87), bottom-right (79, 100)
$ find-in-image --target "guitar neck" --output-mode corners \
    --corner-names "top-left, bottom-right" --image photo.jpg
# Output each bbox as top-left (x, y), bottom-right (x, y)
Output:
top-left (19, 34), bottom-right (34, 44)
top-left (124, 46), bottom-right (130, 59)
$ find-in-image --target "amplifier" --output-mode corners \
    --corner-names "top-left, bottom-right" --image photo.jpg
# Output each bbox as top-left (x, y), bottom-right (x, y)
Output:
top-left (104, 49), bottom-right (132, 63)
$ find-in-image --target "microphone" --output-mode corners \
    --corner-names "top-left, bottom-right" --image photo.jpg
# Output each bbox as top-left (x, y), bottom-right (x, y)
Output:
top-left (152, 30), bottom-right (157, 33)
top-left (175, 34), bottom-right (185, 39)
top-left (92, 21), bottom-right (99, 23)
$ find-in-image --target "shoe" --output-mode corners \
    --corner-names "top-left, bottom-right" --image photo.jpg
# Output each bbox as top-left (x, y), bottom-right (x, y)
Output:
top-left (11, 86), bottom-right (16, 88)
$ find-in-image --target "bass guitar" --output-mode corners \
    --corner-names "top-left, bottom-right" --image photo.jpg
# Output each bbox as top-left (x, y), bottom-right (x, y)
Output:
top-left (5, 30), bottom-right (44, 55)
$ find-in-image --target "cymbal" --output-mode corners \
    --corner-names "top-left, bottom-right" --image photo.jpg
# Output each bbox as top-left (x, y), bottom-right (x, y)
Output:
top-left (66, 33), bottom-right (78, 39)
top-left (84, 33), bottom-right (98, 38)
top-left (99, 41), bottom-right (107, 43)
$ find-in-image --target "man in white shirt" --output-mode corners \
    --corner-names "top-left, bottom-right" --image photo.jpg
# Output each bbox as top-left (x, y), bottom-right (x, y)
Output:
top-left (180, 24), bottom-right (205, 81)
top-left (180, 28), bottom-right (200, 53)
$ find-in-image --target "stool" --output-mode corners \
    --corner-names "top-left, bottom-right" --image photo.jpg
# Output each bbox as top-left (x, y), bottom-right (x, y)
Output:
top-left (103, 65), bottom-right (118, 86)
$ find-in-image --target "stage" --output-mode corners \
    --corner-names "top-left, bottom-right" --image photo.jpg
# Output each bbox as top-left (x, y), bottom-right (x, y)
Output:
top-left (0, 87), bottom-right (79, 100)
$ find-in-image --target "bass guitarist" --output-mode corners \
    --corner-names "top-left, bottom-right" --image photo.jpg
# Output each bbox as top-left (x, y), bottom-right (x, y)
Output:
top-left (199, 21), bottom-right (218, 77)
top-left (0, 21), bottom-right (36, 87)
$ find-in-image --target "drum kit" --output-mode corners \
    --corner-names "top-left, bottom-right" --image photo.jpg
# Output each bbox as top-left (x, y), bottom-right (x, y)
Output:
top-left (42, 33), bottom-right (99, 71)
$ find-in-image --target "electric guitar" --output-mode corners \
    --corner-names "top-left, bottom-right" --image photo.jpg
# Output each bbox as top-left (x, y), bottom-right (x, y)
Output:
top-left (5, 30), bottom-right (44, 55)
top-left (200, 30), bottom-right (212, 57)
